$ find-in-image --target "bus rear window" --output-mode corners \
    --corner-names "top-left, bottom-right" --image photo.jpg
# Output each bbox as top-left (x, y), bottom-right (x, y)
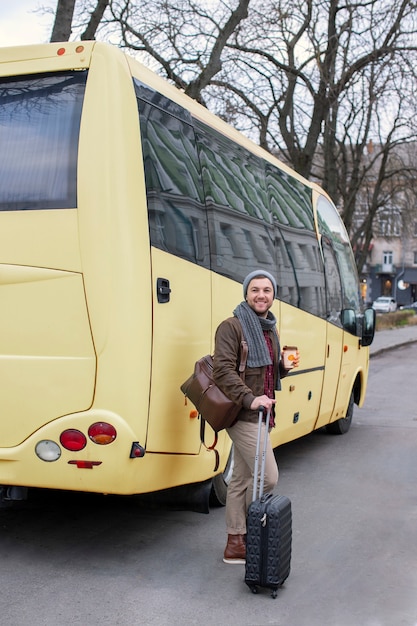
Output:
top-left (0, 71), bottom-right (86, 211)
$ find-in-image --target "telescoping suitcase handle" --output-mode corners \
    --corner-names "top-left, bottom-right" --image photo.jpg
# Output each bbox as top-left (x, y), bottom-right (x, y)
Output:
top-left (252, 406), bottom-right (270, 502)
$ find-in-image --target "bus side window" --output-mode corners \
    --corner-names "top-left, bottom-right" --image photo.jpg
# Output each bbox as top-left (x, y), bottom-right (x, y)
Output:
top-left (266, 165), bottom-right (326, 317)
top-left (321, 236), bottom-right (344, 326)
top-left (136, 96), bottom-right (209, 266)
top-left (316, 194), bottom-right (361, 315)
top-left (195, 121), bottom-right (275, 284)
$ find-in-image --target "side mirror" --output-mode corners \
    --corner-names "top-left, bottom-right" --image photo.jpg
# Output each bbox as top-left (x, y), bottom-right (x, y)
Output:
top-left (341, 308), bottom-right (356, 335)
top-left (361, 307), bottom-right (376, 347)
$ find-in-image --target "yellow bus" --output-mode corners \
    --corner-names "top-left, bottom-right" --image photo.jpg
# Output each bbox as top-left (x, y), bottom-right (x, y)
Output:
top-left (0, 41), bottom-right (375, 508)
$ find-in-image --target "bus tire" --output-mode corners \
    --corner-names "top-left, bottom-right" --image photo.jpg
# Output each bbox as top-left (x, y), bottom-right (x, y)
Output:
top-left (209, 445), bottom-right (234, 507)
top-left (326, 390), bottom-right (354, 435)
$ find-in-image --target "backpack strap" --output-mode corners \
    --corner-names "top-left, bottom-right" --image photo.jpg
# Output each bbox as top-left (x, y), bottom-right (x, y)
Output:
top-left (199, 340), bottom-right (247, 472)
top-left (200, 419), bottom-right (220, 472)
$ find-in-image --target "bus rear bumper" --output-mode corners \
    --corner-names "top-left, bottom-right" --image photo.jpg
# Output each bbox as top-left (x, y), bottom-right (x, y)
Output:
top-left (0, 410), bottom-right (223, 496)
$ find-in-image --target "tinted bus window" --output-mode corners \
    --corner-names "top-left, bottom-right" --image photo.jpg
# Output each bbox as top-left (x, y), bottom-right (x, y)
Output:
top-left (0, 71), bottom-right (86, 211)
top-left (321, 236), bottom-right (344, 325)
top-left (135, 80), bottom-right (193, 125)
top-left (135, 83), bottom-right (209, 265)
top-left (266, 164), bottom-right (326, 317)
top-left (317, 195), bottom-right (361, 313)
top-left (195, 121), bottom-right (275, 283)
top-left (265, 163), bottom-right (314, 230)
top-left (195, 121), bottom-right (271, 222)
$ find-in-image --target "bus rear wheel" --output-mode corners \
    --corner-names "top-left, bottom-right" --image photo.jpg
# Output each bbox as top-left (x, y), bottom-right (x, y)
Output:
top-left (326, 390), bottom-right (354, 435)
top-left (210, 445), bottom-right (234, 507)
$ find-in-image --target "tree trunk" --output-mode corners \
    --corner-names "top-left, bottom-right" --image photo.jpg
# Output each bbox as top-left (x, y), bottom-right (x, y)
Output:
top-left (50, 0), bottom-right (76, 42)
top-left (81, 0), bottom-right (110, 41)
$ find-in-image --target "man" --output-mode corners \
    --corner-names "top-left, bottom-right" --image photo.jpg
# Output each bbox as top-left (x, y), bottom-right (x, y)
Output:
top-left (213, 270), bottom-right (299, 564)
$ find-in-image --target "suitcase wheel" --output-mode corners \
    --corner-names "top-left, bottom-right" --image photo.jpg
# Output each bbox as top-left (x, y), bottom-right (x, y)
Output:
top-left (248, 584), bottom-right (258, 594)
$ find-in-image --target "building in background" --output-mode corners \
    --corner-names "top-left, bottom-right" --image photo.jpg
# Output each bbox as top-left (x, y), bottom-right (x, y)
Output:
top-left (359, 208), bottom-right (417, 307)
top-left (347, 141), bottom-right (417, 307)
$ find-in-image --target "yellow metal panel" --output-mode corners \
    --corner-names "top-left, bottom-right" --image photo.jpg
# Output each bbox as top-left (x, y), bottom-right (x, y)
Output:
top-left (0, 210), bottom-right (82, 271)
top-left (0, 269), bottom-right (95, 446)
top-left (76, 43), bottom-right (152, 443)
top-left (314, 321), bottom-right (344, 428)
top-left (271, 303), bottom-right (326, 447)
top-left (0, 41), bottom-right (94, 77)
top-left (332, 331), bottom-right (366, 418)
top-left (147, 250), bottom-right (211, 454)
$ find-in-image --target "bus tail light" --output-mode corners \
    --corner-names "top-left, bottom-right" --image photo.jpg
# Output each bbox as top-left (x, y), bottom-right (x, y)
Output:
top-left (60, 429), bottom-right (87, 451)
top-left (68, 460), bottom-right (102, 469)
top-left (88, 422), bottom-right (117, 445)
top-left (35, 440), bottom-right (61, 462)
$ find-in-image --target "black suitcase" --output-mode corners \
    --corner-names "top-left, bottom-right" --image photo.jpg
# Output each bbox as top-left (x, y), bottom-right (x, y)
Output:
top-left (245, 409), bottom-right (292, 598)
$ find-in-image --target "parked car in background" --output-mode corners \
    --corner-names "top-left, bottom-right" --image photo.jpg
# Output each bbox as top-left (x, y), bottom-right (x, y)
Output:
top-left (372, 297), bottom-right (397, 313)
top-left (399, 301), bottom-right (417, 312)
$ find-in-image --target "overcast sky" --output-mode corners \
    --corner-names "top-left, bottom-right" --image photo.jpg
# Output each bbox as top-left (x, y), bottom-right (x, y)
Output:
top-left (0, 0), bottom-right (55, 47)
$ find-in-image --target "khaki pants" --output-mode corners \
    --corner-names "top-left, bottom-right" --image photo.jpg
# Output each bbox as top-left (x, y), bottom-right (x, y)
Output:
top-left (225, 419), bottom-right (279, 535)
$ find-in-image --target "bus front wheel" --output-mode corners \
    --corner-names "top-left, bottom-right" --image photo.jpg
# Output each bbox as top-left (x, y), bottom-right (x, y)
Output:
top-left (326, 390), bottom-right (354, 435)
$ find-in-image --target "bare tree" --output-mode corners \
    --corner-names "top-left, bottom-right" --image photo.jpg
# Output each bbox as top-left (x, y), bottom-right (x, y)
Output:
top-left (329, 45), bottom-right (417, 272)
top-left (109, 0), bottom-right (250, 103)
top-left (50, 0), bottom-right (110, 42)
top-left (218, 1), bottom-right (417, 172)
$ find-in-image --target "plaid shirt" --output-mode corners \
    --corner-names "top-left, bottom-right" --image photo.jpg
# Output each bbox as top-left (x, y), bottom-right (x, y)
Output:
top-left (263, 331), bottom-right (275, 427)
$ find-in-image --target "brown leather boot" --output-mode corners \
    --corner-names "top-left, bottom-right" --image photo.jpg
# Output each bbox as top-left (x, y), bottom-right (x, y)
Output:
top-left (223, 534), bottom-right (246, 564)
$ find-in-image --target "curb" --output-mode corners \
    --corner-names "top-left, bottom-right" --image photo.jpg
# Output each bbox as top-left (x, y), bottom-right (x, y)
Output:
top-left (370, 338), bottom-right (417, 358)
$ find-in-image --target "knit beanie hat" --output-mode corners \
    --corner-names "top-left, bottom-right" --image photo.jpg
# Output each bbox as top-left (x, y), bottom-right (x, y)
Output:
top-left (243, 270), bottom-right (277, 299)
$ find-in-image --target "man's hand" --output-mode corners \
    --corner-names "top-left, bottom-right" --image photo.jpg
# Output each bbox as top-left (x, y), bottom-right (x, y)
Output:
top-left (250, 395), bottom-right (275, 411)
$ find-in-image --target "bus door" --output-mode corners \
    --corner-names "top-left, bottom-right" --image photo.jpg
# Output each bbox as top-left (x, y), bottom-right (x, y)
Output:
top-left (272, 221), bottom-right (328, 444)
top-left (314, 237), bottom-right (345, 428)
top-left (146, 252), bottom-right (211, 455)
top-left (275, 302), bottom-right (327, 445)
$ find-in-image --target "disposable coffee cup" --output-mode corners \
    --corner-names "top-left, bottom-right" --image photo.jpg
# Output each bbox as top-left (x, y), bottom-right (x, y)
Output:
top-left (282, 346), bottom-right (298, 369)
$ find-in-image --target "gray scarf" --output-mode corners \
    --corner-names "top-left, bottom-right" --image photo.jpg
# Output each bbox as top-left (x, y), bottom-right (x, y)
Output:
top-left (233, 302), bottom-right (280, 380)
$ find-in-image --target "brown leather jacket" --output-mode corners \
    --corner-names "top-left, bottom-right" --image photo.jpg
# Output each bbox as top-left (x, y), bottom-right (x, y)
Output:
top-left (212, 316), bottom-right (286, 424)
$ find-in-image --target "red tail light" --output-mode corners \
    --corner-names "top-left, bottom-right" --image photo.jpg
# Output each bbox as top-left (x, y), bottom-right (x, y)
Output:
top-left (60, 429), bottom-right (87, 451)
top-left (88, 422), bottom-right (117, 445)
top-left (68, 460), bottom-right (102, 469)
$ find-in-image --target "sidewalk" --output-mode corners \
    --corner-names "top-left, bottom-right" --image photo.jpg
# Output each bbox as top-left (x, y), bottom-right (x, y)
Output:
top-left (370, 323), bottom-right (417, 357)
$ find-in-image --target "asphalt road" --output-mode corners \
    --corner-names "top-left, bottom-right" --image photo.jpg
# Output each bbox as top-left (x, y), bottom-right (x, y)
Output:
top-left (0, 344), bottom-right (416, 626)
